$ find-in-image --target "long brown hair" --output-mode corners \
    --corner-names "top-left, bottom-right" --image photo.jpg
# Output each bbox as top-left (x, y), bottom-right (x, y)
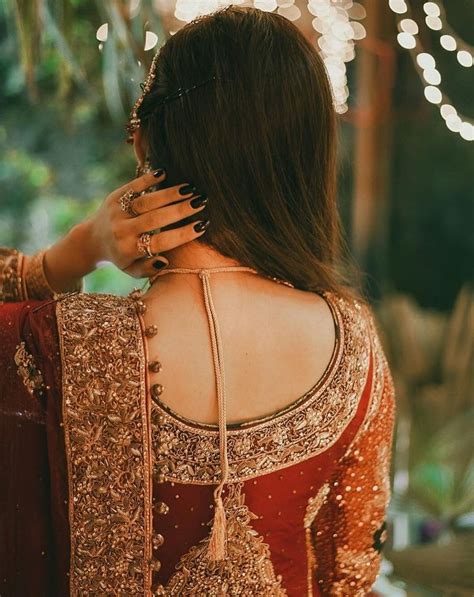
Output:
top-left (137, 6), bottom-right (360, 299)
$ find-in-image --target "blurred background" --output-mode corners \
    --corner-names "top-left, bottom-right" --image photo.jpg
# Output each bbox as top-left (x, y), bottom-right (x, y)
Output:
top-left (0, 0), bottom-right (473, 594)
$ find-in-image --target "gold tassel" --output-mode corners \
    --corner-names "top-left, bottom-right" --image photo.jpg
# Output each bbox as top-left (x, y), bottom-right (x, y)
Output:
top-left (207, 494), bottom-right (227, 561)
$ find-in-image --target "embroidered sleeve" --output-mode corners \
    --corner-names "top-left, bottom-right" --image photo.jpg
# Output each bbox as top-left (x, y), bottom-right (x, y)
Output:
top-left (311, 310), bottom-right (396, 596)
top-left (0, 248), bottom-right (27, 302)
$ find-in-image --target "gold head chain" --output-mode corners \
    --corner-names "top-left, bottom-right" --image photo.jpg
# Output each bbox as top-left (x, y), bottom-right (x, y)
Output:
top-left (126, 51), bottom-right (161, 143)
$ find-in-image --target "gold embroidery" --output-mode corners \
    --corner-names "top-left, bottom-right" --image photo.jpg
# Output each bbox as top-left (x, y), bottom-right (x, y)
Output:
top-left (304, 484), bottom-right (330, 597)
top-left (57, 293), bottom-right (153, 596)
top-left (14, 341), bottom-right (45, 396)
top-left (165, 483), bottom-right (287, 595)
top-left (0, 248), bottom-right (25, 302)
top-left (154, 293), bottom-right (372, 484)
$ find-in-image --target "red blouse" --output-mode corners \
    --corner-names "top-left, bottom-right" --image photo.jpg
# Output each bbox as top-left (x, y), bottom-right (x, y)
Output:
top-left (0, 248), bottom-right (395, 596)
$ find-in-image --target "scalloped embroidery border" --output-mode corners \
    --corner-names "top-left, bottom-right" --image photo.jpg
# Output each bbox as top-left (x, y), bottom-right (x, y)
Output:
top-left (154, 293), bottom-right (373, 484)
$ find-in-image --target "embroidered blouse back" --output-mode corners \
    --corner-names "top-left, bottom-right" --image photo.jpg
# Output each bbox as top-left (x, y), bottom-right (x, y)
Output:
top-left (1, 249), bottom-right (396, 597)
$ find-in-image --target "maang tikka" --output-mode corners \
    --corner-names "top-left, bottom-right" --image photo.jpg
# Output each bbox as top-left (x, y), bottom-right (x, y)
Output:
top-left (126, 51), bottom-right (161, 144)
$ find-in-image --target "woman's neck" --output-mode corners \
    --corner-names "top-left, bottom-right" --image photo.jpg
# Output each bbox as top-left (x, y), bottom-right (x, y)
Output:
top-left (164, 241), bottom-right (243, 270)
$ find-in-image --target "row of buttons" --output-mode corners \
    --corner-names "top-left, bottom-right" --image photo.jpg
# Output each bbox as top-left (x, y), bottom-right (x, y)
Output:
top-left (130, 290), bottom-right (168, 595)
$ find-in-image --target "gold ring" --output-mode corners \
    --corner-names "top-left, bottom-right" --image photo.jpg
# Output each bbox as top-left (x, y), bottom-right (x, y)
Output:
top-left (137, 232), bottom-right (154, 258)
top-left (119, 189), bottom-right (139, 217)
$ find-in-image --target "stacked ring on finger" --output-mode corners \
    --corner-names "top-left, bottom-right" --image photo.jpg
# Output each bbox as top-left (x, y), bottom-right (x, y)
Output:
top-left (119, 189), bottom-right (139, 217)
top-left (137, 232), bottom-right (154, 258)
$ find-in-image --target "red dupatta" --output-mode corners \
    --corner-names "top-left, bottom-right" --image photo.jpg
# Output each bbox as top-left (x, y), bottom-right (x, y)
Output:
top-left (0, 299), bottom-right (70, 596)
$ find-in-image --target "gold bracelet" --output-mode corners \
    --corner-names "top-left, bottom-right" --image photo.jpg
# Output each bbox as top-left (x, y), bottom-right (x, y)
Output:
top-left (25, 250), bottom-right (83, 300)
top-left (0, 248), bottom-right (25, 302)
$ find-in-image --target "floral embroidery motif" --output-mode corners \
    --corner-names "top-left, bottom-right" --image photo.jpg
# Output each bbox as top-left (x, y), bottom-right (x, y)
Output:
top-left (14, 341), bottom-right (45, 396)
top-left (165, 483), bottom-right (287, 596)
top-left (57, 294), bottom-right (153, 596)
top-left (154, 293), bottom-right (372, 484)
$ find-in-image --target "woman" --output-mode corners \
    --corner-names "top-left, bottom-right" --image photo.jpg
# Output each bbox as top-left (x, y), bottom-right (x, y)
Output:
top-left (0, 6), bottom-right (395, 596)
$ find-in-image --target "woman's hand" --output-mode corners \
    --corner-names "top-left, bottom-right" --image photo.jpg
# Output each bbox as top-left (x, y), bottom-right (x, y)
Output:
top-left (86, 168), bottom-right (209, 276)
top-left (43, 169), bottom-right (209, 293)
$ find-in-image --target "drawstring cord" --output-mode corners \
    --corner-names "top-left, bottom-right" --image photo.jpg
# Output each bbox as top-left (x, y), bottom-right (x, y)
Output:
top-left (149, 266), bottom-right (259, 561)
top-left (199, 270), bottom-right (229, 560)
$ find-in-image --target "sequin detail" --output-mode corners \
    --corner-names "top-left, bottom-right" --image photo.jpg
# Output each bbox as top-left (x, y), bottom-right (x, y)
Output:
top-left (153, 293), bottom-right (372, 484)
top-left (311, 355), bottom-right (395, 594)
top-left (57, 294), bottom-right (153, 596)
top-left (165, 483), bottom-right (287, 595)
top-left (14, 341), bottom-right (45, 396)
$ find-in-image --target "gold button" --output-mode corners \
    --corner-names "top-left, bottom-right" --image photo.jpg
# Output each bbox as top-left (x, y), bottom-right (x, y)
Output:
top-left (151, 384), bottom-right (164, 399)
top-left (156, 501), bottom-right (169, 515)
top-left (145, 325), bottom-right (158, 337)
top-left (151, 559), bottom-right (161, 572)
top-left (135, 300), bottom-right (147, 314)
top-left (149, 360), bottom-right (162, 373)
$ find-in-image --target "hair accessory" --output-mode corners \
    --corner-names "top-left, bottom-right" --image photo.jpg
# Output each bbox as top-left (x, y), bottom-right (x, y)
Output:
top-left (126, 52), bottom-right (161, 143)
top-left (126, 48), bottom-right (224, 143)
top-left (119, 189), bottom-right (139, 217)
top-left (153, 76), bottom-right (219, 108)
top-left (137, 232), bottom-right (154, 259)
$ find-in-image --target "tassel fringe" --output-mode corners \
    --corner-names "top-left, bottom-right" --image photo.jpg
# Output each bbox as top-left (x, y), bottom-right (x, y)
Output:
top-left (207, 495), bottom-right (227, 561)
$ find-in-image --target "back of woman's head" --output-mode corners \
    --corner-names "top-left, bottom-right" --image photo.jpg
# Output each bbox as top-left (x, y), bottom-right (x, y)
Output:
top-left (137, 5), bottom-right (359, 297)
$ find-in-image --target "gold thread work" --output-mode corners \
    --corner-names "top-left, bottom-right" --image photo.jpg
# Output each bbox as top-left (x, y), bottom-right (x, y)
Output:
top-left (57, 293), bottom-right (153, 596)
top-left (165, 483), bottom-right (287, 595)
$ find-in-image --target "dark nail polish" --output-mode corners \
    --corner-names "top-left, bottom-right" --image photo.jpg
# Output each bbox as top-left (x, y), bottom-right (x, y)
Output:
top-left (194, 220), bottom-right (210, 233)
top-left (153, 168), bottom-right (165, 177)
top-left (179, 184), bottom-right (197, 196)
top-left (190, 195), bottom-right (208, 209)
top-left (152, 260), bottom-right (167, 269)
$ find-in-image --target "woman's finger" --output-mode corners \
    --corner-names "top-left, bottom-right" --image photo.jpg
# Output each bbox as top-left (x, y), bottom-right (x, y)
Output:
top-left (132, 194), bottom-right (208, 232)
top-left (124, 218), bottom-right (210, 278)
top-left (122, 255), bottom-right (169, 279)
top-left (131, 183), bottom-right (199, 215)
top-left (149, 219), bottom-right (211, 255)
top-left (124, 219), bottom-right (211, 275)
top-left (112, 169), bottom-right (167, 201)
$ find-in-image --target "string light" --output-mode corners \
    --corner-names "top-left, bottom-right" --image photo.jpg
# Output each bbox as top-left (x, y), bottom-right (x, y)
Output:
top-left (96, 23), bottom-right (108, 42)
top-left (388, 0), bottom-right (408, 15)
top-left (144, 31), bottom-right (159, 51)
top-left (389, 0), bottom-right (473, 141)
top-left (277, 0), bottom-right (301, 21)
top-left (156, 0), bottom-right (366, 115)
top-left (421, 2), bottom-right (474, 67)
top-left (308, 0), bottom-right (367, 114)
top-left (137, 0), bottom-right (471, 138)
